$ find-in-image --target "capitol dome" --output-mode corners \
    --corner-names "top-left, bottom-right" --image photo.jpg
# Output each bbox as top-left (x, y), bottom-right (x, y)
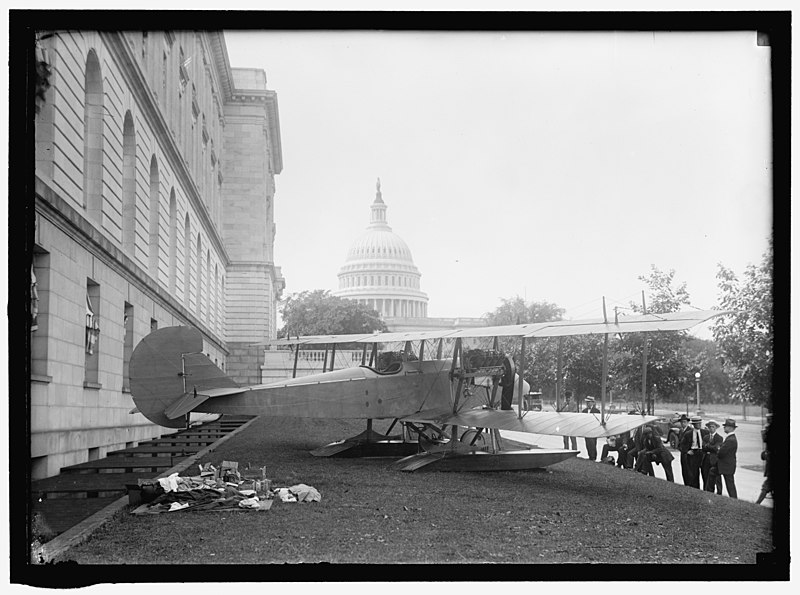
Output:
top-left (333, 179), bottom-right (429, 319)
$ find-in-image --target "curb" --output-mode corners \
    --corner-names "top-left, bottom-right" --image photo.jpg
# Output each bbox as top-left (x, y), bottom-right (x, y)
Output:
top-left (32, 416), bottom-right (259, 564)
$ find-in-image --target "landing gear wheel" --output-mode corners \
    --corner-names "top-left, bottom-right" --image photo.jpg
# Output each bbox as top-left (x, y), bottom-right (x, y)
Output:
top-left (460, 429), bottom-right (486, 447)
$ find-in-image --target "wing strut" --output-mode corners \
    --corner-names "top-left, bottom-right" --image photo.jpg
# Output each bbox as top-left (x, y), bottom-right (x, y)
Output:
top-left (517, 336), bottom-right (526, 419)
top-left (640, 291), bottom-right (650, 413)
top-left (599, 298), bottom-right (609, 426)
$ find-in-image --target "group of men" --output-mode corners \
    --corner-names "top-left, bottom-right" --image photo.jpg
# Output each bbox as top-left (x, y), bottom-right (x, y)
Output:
top-left (558, 394), bottom-right (740, 498)
top-left (675, 414), bottom-right (739, 497)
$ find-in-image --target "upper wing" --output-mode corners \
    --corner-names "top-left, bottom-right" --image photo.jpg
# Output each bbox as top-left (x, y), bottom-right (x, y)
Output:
top-left (401, 408), bottom-right (659, 439)
top-left (259, 310), bottom-right (727, 346)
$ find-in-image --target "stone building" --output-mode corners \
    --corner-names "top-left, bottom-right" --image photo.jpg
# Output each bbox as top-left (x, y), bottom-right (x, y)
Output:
top-left (31, 30), bottom-right (283, 479)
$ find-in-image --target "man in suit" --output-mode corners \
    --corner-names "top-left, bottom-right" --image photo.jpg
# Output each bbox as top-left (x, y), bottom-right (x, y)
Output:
top-left (677, 413), bottom-right (692, 485)
top-left (581, 396), bottom-right (600, 461)
top-left (499, 355), bottom-right (515, 411)
top-left (627, 421), bottom-right (647, 470)
top-left (714, 418), bottom-right (739, 499)
top-left (558, 391), bottom-right (578, 451)
top-left (680, 415), bottom-right (707, 488)
top-left (701, 419), bottom-right (724, 494)
top-left (638, 424), bottom-right (675, 482)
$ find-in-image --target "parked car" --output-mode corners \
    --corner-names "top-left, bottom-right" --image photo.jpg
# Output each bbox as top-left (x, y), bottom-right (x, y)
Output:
top-left (652, 412), bottom-right (683, 448)
top-left (523, 392), bottom-right (543, 411)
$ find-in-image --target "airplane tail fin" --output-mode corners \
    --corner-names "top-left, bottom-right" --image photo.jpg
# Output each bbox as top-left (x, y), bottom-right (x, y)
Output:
top-left (130, 326), bottom-right (239, 428)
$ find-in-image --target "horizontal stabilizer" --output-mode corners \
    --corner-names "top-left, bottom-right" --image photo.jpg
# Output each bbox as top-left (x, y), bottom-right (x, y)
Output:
top-left (164, 390), bottom-right (211, 420)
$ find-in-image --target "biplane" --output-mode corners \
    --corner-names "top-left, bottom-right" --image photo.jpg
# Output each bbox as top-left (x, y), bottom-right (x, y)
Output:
top-left (130, 309), bottom-right (724, 472)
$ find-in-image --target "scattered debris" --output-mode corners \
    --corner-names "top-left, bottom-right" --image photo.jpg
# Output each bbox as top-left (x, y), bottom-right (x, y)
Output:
top-left (288, 484), bottom-right (321, 503)
top-left (128, 462), bottom-right (320, 514)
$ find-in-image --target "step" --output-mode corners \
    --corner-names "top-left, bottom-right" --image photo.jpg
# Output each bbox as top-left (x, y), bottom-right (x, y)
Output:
top-left (139, 437), bottom-right (218, 446)
top-left (32, 472), bottom-right (157, 497)
top-left (107, 445), bottom-right (202, 457)
top-left (165, 431), bottom-right (226, 438)
top-left (60, 457), bottom-right (178, 474)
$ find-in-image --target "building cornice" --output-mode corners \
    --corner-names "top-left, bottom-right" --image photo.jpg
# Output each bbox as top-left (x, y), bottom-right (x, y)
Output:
top-left (103, 32), bottom-right (230, 266)
top-left (35, 176), bottom-right (228, 354)
top-left (333, 288), bottom-right (429, 302)
top-left (207, 32), bottom-right (234, 102)
top-left (226, 89), bottom-right (283, 176)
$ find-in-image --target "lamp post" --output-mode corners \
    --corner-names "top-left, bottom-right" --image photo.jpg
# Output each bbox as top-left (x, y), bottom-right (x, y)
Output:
top-left (694, 372), bottom-right (701, 415)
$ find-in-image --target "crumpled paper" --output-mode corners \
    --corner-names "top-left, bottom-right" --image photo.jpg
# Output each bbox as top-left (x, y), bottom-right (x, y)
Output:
top-left (288, 483), bottom-right (321, 502)
top-left (158, 473), bottom-right (180, 493)
top-left (238, 497), bottom-right (261, 509)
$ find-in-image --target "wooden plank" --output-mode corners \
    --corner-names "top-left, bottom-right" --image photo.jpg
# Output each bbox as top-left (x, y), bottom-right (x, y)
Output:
top-left (32, 472), bottom-right (158, 493)
top-left (107, 445), bottom-right (201, 456)
top-left (60, 457), bottom-right (176, 473)
top-left (139, 437), bottom-right (218, 445)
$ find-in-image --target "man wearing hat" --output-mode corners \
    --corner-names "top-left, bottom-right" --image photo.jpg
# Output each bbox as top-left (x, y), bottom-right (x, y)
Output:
top-left (636, 424), bottom-right (675, 481)
top-left (581, 396), bottom-right (600, 461)
top-left (557, 391), bottom-right (579, 452)
top-left (701, 420), bottom-right (724, 494)
top-left (713, 418), bottom-right (739, 499)
top-left (680, 415), bottom-right (708, 488)
top-left (676, 413), bottom-right (692, 485)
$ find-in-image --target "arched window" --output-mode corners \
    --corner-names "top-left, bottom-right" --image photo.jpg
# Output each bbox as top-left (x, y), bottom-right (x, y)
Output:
top-left (206, 251), bottom-right (211, 323)
top-left (213, 264), bottom-right (219, 331)
top-left (122, 111), bottom-right (136, 252)
top-left (168, 189), bottom-right (177, 292)
top-left (83, 49), bottom-right (104, 224)
top-left (148, 155), bottom-right (160, 278)
top-left (219, 275), bottom-right (225, 335)
top-left (183, 214), bottom-right (190, 306)
top-left (196, 234), bottom-right (203, 317)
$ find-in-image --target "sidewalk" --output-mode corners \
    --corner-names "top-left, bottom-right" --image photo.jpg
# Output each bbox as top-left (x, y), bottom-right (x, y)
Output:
top-left (501, 430), bottom-right (773, 508)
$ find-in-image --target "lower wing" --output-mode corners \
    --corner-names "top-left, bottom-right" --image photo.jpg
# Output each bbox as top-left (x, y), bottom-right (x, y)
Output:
top-left (401, 408), bottom-right (658, 439)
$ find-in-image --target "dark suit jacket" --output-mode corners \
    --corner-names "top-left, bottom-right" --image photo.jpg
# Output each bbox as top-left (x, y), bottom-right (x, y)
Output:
top-left (680, 426), bottom-right (708, 454)
top-left (717, 433), bottom-right (738, 475)
top-left (702, 433), bottom-right (724, 465)
top-left (644, 434), bottom-right (674, 464)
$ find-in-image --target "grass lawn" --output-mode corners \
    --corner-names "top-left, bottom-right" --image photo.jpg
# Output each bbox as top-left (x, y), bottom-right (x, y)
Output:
top-left (55, 415), bottom-right (774, 570)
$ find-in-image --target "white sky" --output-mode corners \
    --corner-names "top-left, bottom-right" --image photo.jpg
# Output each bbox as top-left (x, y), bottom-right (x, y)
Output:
top-left (224, 30), bottom-right (772, 334)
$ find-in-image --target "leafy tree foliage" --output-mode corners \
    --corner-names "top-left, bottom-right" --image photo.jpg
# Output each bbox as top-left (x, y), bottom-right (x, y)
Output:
top-left (484, 297), bottom-right (566, 399)
top-left (279, 290), bottom-right (387, 338)
top-left (682, 337), bottom-right (731, 404)
top-left (611, 266), bottom-right (694, 401)
top-left (484, 296), bottom-right (565, 326)
top-left (713, 239), bottom-right (773, 407)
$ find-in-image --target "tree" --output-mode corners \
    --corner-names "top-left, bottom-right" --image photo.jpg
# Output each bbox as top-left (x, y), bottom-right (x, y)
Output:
top-left (484, 296), bottom-right (565, 326)
top-left (481, 297), bottom-right (564, 398)
top-left (483, 297), bottom-right (566, 400)
top-left (611, 266), bottom-right (694, 402)
top-left (279, 290), bottom-right (387, 338)
top-left (682, 337), bottom-right (731, 405)
top-left (713, 239), bottom-right (773, 407)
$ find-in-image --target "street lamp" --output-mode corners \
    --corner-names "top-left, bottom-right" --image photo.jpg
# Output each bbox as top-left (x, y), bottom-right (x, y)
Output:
top-left (695, 371), bottom-right (701, 415)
